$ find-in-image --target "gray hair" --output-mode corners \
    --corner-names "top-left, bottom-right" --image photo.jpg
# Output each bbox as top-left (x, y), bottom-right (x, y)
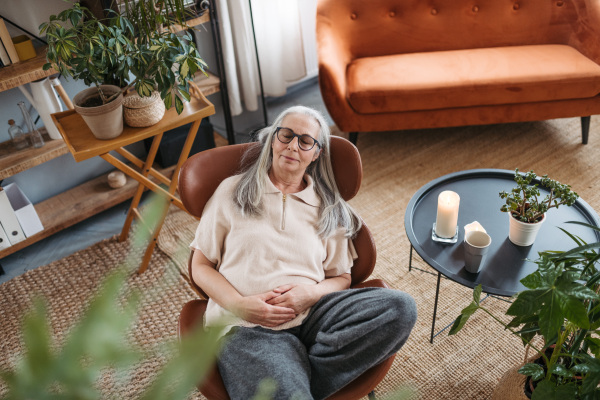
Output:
top-left (233, 105), bottom-right (362, 238)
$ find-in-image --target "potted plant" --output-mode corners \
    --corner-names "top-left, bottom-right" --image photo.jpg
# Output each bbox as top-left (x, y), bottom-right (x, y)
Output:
top-left (499, 169), bottom-right (579, 246)
top-left (39, 1), bottom-right (208, 139)
top-left (449, 222), bottom-right (600, 399)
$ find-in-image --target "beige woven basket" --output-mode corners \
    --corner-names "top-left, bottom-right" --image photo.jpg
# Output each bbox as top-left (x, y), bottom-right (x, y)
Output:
top-left (490, 363), bottom-right (529, 400)
top-left (123, 91), bottom-right (166, 127)
top-left (491, 346), bottom-right (541, 400)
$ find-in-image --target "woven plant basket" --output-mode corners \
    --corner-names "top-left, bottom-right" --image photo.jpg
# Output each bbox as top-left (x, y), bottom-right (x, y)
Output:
top-left (490, 363), bottom-right (529, 400)
top-left (123, 91), bottom-right (165, 128)
top-left (491, 346), bottom-right (545, 400)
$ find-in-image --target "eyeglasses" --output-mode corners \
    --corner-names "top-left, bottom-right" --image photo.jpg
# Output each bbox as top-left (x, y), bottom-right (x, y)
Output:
top-left (275, 127), bottom-right (321, 151)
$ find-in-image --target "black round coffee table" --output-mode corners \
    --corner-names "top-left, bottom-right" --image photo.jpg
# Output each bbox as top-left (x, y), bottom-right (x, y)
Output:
top-left (404, 169), bottom-right (600, 342)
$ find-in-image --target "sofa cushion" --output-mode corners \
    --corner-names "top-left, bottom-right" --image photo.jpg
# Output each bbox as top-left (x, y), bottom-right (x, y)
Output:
top-left (347, 45), bottom-right (600, 114)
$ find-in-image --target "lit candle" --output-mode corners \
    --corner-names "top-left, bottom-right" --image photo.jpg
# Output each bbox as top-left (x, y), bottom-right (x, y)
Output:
top-left (435, 191), bottom-right (460, 238)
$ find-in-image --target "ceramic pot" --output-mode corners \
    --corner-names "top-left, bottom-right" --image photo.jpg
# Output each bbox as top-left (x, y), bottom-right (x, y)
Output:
top-left (73, 85), bottom-right (124, 140)
top-left (508, 212), bottom-right (545, 246)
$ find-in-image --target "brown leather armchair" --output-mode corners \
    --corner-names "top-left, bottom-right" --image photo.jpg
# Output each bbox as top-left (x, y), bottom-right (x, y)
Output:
top-left (177, 136), bottom-right (395, 400)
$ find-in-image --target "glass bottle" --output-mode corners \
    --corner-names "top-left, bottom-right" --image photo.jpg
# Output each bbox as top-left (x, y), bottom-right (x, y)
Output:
top-left (17, 101), bottom-right (44, 148)
top-left (7, 119), bottom-right (29, 150)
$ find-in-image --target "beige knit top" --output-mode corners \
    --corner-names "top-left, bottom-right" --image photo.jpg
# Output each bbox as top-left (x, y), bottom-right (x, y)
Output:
top-left (190, 173), bottom-right (357, 332)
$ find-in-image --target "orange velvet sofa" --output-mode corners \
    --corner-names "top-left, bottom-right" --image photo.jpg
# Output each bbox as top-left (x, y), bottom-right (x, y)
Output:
top-left (316, 0), bottom-right (600, 144)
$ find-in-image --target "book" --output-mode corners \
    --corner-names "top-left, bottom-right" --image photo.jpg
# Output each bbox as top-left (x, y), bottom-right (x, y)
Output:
top-left (0, 223), bottom-right (10, 250)
top-left (0, 37), bottom-right (10, 66)
top-left (0, 186), bottom-right (26, 245)
top-left (3, 183), bottom-right (43, 238)
top-left (0, 18), bottom-right (19, 63)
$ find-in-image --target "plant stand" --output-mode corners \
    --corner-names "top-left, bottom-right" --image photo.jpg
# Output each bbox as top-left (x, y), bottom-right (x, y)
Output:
top-left (52, 85), bottom-right (215, 274)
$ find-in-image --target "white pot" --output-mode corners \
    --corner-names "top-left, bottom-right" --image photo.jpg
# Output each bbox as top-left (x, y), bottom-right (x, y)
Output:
top-left (508, 212), bottom-right (545, 246)
top-left (73, 85), bottom-right (124, 140)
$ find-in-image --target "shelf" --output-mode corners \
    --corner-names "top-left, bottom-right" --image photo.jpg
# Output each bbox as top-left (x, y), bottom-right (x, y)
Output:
top-left (194, 72), bottom-right (220, 96)
top-left (0, 46), bottom-right (58, 93)
top-left (0, 165), bottom-right (175, 259)
top-left (0, 129), bottom-right (68, 180)
top-left (169, 13), bottom-right (210, 33)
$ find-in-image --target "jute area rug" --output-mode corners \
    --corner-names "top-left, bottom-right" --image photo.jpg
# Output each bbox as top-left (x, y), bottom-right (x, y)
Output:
top-left (2, 116), bottom-right (599, 399)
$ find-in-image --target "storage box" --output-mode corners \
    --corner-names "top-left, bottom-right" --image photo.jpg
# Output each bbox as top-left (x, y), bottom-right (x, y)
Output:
top-left (11, 35), bottom-right (36, 61)
top-left (3, 183), bottom-right (43, 237)
top-left (144, 117), bottom-right (216, 168)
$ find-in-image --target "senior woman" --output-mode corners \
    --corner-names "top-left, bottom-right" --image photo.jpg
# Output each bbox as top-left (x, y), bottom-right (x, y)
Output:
top-left (190, 105), bottom-right (417, 400)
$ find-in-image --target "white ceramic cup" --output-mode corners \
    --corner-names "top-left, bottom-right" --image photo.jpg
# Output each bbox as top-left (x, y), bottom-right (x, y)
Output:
top-left (464, 230), bottom-right (492, 273)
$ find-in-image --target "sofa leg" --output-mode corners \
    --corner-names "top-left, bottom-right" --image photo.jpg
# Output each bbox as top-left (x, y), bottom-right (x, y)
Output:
top-left (581, 116), bottom-right (590, 144)
top-left (349, 132), bottom-right (359, 146)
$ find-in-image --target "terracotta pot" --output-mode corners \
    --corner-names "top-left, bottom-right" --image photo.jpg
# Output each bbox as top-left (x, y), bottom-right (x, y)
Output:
top-left (73, 85), bottom-right (124, 140)
top-left (508, 212), bottom-right (545, 246)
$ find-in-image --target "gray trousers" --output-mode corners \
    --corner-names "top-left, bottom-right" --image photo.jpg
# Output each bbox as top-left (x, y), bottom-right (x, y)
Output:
top-left (217, 287), bottom-right (417, 400)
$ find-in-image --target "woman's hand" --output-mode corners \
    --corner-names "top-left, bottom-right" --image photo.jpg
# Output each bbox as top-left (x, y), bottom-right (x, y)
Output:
top-left (192, 251), bottom-right (296, 327)
top-left (267, 274), bottom-right (352, 314)
top-left (233, 291), bottom-right (297, 327)
top-left (267, 284), bottom-right (319, 315)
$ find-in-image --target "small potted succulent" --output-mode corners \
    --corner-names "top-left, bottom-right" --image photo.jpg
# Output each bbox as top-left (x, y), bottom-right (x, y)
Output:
top-left (499, 169), bottom-right (579, 246)
top-left (450, 222), bottom-right (600, 399)
top-left (40, 1), bottom-right (208, 139)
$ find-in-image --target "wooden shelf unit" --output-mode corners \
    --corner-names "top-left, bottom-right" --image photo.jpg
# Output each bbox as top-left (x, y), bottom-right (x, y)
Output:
top-left (0, 45), bottom-right (58, 93)
top-left (0, 14), bottom-right (221, 260)
top-left (0, 165), bottom-right (174, 258)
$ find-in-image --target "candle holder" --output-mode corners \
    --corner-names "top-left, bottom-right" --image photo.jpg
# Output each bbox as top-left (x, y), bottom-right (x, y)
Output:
top-left (431, 222), bottom-right (458, 243)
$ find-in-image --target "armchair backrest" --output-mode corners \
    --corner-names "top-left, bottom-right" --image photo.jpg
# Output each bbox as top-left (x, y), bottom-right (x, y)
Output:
top-left (178, 136), bottom-right (376, 295)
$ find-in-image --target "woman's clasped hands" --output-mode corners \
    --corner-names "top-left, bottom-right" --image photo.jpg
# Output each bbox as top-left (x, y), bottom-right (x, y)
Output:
top-left (233, 284), bottom-right (317, 328)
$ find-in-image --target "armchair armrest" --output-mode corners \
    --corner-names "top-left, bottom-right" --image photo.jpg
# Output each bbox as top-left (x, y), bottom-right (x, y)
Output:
top-left (570, 0), bottom-right (600, 64)
top-left (316, 12), bottom-right (355, 131)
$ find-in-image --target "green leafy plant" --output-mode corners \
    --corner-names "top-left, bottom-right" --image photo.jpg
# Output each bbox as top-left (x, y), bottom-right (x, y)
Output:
top-left (499, 169), bottom-right (579, 223)
top-left (39, 1), bottom-right (208, 114)
top-left (450, 222), bottom-right (600, 399)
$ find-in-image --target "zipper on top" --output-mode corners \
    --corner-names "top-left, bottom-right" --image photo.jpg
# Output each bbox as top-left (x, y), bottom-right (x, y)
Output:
top-left (281, 194), bottom-right (287, 230)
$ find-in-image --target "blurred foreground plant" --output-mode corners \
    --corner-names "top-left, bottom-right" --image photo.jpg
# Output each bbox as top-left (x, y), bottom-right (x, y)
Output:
top-left (0, 194), bottom-right (221, 399)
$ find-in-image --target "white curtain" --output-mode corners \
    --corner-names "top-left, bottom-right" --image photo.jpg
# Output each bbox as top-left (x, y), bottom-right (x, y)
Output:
top-left (216, 0), bottom-right (308, 116)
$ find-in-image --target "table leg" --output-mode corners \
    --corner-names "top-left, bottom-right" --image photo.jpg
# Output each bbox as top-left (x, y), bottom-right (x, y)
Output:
top-left (117, 132), bottom-right (164, 242)
top-left (430, 272), bottom-right (442, 344)
top-left (138, 202), bottom-right (171, 274)
top-left (136, 119), bottom-right (202, 274)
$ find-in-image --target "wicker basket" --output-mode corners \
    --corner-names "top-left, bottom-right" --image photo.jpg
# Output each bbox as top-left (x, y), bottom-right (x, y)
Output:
top-left (123, 91), bottom-right (165, 127)
top-left (491, 346), bottom-right (542, 400)
top-left (490, 363), bottom-right (529, 400)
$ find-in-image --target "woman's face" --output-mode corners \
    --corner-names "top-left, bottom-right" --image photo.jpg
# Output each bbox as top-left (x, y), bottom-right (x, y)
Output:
top-left (271, 113), bottom-right (321, 178)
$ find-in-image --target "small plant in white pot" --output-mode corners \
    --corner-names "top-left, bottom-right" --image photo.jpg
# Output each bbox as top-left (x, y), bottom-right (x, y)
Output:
top-left (499, 169), bottom-right (579, 246)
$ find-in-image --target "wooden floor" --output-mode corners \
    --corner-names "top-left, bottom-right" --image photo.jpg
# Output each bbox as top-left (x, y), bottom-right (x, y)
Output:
top-left (214, 131), bottom-right (229, 147)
